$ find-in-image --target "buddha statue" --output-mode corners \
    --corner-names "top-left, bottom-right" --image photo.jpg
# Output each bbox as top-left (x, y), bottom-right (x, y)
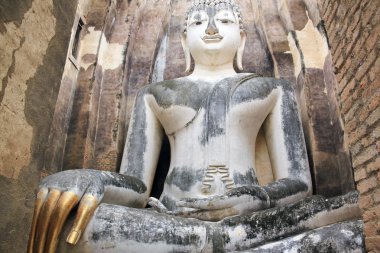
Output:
top-left (27, 1), bottom-right (362, 252)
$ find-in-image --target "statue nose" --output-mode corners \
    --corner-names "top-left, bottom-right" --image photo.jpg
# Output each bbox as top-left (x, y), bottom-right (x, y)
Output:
top-left (205, 19), bottom-right (218, 35)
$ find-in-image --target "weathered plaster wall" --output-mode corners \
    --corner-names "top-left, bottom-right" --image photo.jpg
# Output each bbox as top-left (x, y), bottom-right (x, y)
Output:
top-left (317, 0), bottom-right (380, 251)
top-left (0, 0), bottom-right (77, 251)
top-left (0, 0), bottom-right (362, 250)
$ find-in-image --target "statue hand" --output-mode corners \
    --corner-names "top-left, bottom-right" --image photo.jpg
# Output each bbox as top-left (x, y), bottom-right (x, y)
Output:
top-left (27, 169), bottom-right (146, 253)
top-left (175, 186), bottom-right (270, 221)
top-left (147, 197), bottom-right (169, 213)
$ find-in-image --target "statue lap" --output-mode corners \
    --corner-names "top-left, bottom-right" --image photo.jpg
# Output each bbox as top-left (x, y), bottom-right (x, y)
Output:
top-left (57, 192), bottom-right (362, 253)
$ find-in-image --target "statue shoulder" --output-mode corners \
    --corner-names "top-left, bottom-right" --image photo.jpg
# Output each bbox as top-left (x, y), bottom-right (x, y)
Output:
top-left (241, 76), bottom-right (295, 93)
top-left (230, 75), bottom-right (295, 103)
top-left (137, 78), bottom-right (189, 96)
top-left (136, 77), bottom-right (204, 110)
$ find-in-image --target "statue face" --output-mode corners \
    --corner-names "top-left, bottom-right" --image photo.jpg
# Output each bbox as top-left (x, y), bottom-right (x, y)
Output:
top-left (184, 7), bottom-right (244, 68)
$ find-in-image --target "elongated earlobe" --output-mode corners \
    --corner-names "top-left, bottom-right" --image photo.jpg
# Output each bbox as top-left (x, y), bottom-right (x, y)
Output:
top-left (236, 31), bottom-right (246, 71)
top-left (181, 33), bottom-right (191, 73)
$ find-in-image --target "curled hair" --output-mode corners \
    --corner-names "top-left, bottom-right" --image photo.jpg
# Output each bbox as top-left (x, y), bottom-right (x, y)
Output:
top-left (183, 0), bottom-right (244, 33)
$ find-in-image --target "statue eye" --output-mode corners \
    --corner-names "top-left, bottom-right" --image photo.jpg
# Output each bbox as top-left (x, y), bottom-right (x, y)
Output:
top-left (195, 21), bottom-right (203, 25)
top-left (219, 19), bottom-right (233, 24)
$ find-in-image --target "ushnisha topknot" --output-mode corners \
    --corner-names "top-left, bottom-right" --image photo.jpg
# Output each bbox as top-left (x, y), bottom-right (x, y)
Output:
top-left (183, 0), bottom-right (244, 33)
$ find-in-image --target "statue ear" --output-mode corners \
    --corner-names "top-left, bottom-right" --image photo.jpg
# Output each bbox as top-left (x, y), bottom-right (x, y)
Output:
top-left (181, 33), bottom-right (191, 73)
top-left (236, 31), bottom-right (246, 71)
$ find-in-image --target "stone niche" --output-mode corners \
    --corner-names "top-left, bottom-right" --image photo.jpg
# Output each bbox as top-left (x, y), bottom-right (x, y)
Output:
top-left (48, 0), bottom-right (362, 251)
top-left (58, 0), bottom-right (354, 199)
top-left (2, 0), bottom-right (372, 251)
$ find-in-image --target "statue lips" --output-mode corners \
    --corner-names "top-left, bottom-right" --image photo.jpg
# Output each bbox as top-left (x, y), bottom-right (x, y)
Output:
top-left (202, 34), bottom-right (223, 43)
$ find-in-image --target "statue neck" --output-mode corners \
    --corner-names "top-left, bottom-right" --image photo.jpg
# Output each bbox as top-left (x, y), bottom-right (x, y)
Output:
top-left (188, 62), bottom-right (237, 83)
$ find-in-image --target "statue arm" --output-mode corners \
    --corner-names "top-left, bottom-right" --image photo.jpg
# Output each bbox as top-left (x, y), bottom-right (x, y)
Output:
top-left (262, 80), bottom-right (312, 207)
top-left (28, 87), bottom-right (164, 253)
top-left (119, 86), bottom-right (164, 202)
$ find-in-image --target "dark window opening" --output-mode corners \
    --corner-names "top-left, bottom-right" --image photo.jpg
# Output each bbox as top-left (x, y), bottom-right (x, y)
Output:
top-left (72, 18), bottom-right (84, 59)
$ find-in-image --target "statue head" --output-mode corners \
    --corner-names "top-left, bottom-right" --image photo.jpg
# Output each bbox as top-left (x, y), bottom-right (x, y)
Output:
top-left (182, 0), bottom-right (246, 73)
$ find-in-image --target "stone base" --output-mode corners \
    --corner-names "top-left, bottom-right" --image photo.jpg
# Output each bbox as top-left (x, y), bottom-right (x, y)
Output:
top-left (238, 220), bottom-right (364, 253)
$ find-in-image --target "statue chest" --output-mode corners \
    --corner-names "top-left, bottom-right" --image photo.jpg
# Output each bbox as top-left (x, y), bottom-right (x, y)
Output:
top-left (148, 79), bottom-right (281, 200)
top-left (146, 81), bottom-right (279, 137)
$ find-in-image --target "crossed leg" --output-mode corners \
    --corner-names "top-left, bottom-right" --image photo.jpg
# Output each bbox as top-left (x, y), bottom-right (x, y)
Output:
top-left (58, 204), bottom-right (210, 253)
top-left (56, 193), bottom-right (361, 253)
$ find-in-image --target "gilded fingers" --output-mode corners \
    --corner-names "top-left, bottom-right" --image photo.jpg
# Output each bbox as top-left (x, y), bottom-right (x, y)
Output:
top-left (27, 188), bottom-right (48, 253)
top-left (28, 189), bottom-right (91, 253)
top-left (67, 194), bottom-right (98, 245)
top-left (34, 189), bottom-right (62, 253)
top-left (45, 191), bottom-right (79, 253)
top-left (27, 170), bottom-right (108, 252)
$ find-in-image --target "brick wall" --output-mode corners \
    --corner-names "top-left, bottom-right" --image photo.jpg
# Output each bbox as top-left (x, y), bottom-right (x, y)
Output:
top-left (318, 0), bottom-right (380, 251)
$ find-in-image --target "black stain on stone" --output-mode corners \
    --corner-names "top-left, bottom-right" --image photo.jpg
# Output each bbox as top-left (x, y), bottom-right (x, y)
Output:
top-left (205, 81), bottom-right (228, 140)
top-left (210, 226), bottom-right (228, 253)
top-left (0, 36), bottom-right (25, 105)
top-left (165, 166), bottom-right (204, 192)
top-left (230, 77), bottom-right (277, 104)
top-left (91, 205), bottom-right (205, 248)
top-left (148, 78), bottom-right (210, 110)
top-left (248, 219), bottom-right (363, 252)
top-left (123, 88), bottom-right (149, 179)
top-left (233, 169), bottom-right (259, 186)
top-left (317, 20), bottom-right (330, 50)
top-left (328, 190), bottom-right (358, 209)
top-left (289, 31), bottom-right (306, 75)
top-left (221, 195), bottom-right (330, 246)
top-left (281, 83), bottom-right (308, 175)
top-left (263, 178), bottom-right (308, 205)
